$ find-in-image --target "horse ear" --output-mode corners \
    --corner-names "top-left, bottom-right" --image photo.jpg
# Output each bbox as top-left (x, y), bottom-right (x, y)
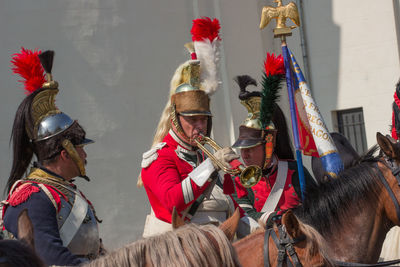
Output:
top-left (282, 210), bottom-right (302, 239)
top-left (219, 208), bottom-right (240, 241)
top-left (18, 209), bottom-right (35, 249)
top-left (172, 206), bottom-right (185, 229)
top-left (385, 134), bottom-right (397, 143)
top-left (377, 132), bottom-right (400, 160)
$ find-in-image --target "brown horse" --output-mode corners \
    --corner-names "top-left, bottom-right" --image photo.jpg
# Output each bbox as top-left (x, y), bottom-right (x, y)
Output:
top-left (0, 209), bottom-right (45, 267)
top-left (293, 132), bottom-right (400, 264)
top-left (172, 202), bottom-right (332, 266)
top-left (233, 210), bottom-right (333, 267)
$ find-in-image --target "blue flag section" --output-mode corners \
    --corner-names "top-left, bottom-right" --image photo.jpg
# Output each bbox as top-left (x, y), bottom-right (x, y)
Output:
top-left (281, 44), bottom-right (306, 200)
top-left (286, 46), bottom-right (344, 180)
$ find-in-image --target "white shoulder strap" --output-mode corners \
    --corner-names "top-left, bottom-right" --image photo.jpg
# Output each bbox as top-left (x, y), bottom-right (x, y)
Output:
top-left (260, 160), bottom-right (288, 215)
top-left (59, 192), bottom-right (88, 247)
top-left (37, 184), bottom-right (58, 212)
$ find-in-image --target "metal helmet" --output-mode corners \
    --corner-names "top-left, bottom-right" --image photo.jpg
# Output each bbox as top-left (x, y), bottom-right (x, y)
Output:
top-left (232, 75), bottom-right (276, 150)
top-left (8, 48), bottom-right (93, 191)
top-left (169, 17), bottom-right (222, 143)
top-left (232, 54), bottom-right (286, 169)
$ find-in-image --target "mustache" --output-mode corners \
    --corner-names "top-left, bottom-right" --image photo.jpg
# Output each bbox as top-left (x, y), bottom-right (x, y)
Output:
top-left (190, 132), bottom-right (206, 143)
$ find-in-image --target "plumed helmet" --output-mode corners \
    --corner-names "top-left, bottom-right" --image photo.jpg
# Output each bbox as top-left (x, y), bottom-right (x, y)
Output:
top-left (169, 17), bottom-right (222, 140)
top-left (7, 48), bottom-right (93, 192)
top-left (232, 53), bottom-right (289, 168)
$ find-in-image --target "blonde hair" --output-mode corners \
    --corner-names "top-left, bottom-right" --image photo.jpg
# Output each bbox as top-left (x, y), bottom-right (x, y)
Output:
top-left (137, 61), bottom-right (191, 187)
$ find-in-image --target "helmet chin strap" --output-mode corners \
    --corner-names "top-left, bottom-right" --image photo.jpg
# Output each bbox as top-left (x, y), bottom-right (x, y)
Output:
top-left (170, 104), bottom-right (194, 144)
top-left (61, 139), bottom-right (90, 181)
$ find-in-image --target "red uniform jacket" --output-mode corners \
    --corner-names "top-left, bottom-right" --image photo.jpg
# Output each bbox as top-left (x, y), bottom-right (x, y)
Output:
top-left (141, 132), bottom-right (212, 223)
top-left (233, 159), bottom-right (315, 222)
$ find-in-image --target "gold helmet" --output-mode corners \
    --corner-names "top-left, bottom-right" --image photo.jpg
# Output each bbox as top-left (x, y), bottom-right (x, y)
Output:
top-left (232, 53), bottom-right (286, 169)
top-left (170, 17), bottom-right (221, 142)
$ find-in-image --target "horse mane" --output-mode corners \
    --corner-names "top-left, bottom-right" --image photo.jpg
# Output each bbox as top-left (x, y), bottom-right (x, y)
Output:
top-left (0, 240), bottom-right (45, 267)
top-left (295, 145), bottom-right (382, 237)
top-left (83, 224), bottom-right (241, 267)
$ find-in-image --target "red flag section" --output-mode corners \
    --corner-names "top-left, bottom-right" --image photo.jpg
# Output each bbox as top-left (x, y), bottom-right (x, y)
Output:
top-left (295, 101), bottom-right (319, 157)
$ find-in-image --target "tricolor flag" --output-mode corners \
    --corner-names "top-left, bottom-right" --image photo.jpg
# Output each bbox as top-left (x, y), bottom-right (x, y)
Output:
top-left (287, 47), bottom-right (343, 177)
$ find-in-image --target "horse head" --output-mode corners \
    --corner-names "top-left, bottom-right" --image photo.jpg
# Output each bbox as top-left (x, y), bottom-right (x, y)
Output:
top-left (233, 210), bottom-right (332, 267)
top-left (377, 132), bottom-right (400, 163)
top-left (376, 132), bottom-right (400, 227)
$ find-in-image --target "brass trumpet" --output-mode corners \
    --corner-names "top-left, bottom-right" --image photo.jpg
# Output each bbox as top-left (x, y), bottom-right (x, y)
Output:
top-left (194, 134), bottom-right (262, 188)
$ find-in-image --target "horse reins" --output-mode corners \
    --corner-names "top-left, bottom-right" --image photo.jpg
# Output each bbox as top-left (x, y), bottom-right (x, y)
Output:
top-left (264, 225), bottom-right (305, 267)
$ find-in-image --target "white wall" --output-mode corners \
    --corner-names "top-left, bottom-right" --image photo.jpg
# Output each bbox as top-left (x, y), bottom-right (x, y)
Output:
top-left (301, 0), bottom-right (400, 147)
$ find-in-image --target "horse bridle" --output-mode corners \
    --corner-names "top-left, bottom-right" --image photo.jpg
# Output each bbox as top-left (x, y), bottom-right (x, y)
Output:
top-left (334, 159), bottom-right (400, 267)
top-left (264, 224), bottom-right (305, 267)
top-left (376, 158), bottom-right (400, 224)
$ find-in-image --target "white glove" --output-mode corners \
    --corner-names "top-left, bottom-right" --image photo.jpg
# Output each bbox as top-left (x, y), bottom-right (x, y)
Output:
top-left (212, 147), bottom-right (240, 171)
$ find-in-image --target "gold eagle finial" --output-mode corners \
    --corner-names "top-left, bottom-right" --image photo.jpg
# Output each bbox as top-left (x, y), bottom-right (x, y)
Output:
top-left (259, 0), bottom-right (300, 37)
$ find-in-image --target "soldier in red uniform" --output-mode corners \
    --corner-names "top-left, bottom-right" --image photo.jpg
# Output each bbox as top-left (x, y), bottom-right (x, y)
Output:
top-left (231, 54), bottom-right (316, 227)
top-left (139, 18), bottom-right (258, 237)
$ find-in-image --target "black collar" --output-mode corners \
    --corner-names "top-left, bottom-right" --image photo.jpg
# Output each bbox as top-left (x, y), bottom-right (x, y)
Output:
top-left (33, 162), bottom-right (72, 182)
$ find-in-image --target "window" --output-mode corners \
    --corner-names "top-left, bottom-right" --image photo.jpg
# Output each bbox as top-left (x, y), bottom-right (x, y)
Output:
top-left (336, 107), bottom-right (368, 154)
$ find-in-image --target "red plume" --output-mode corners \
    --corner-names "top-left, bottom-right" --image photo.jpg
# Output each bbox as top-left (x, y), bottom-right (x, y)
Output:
top-left (264, 53), bottom-right (285, 76)
top-left (11, 47), bottom-right (46, 95)
top-left (191, 17), bottom-right (221, 42)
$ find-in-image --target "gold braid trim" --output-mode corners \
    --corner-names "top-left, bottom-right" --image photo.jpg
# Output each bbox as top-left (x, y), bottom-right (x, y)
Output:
top-left (26, 168), bottom-right (74, 200)
top-left (26, 168), bottom-right (102, 223)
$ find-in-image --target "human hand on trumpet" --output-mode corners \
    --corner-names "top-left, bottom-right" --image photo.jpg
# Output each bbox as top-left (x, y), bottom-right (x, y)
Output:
top-left (194, 134), bottom-right (262, 187)
top-left (212, 147), bottom-right (240, 171)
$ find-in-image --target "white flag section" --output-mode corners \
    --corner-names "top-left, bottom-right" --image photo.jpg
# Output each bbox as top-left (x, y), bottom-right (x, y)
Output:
top-left (289, 48), bottom-right (343, 177)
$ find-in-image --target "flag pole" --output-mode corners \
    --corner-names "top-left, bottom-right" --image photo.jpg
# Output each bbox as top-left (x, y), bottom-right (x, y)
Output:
top-left (259, 1), bottom-right (307, 199)
top-left (281, 38), bottom-right (306, 200)
top-left (259, 1), bottom-right (343, 196)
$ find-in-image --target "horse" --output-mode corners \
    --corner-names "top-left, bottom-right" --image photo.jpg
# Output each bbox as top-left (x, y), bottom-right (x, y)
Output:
top-left (233, 210), bottom-right (333, 267)
top-left (293, 132), bottom-right (400, 264)
top-left (172, 205), bottom-right (332, 266)
top-left (0, 209), bottom-right (45, 267)
top-left (312, 132), bottom-right (360, 183)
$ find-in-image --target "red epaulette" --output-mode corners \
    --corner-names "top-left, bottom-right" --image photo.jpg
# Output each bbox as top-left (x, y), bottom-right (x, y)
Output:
top-left (8, 183), bottom-right (40, 206)
top-left (8, 181), bottom-right (68, 213)
top-left (28, 182), bottom-right (67, 212)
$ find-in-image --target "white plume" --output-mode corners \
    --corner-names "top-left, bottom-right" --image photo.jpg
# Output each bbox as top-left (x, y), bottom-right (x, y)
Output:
top-left (194, 37), bottom-right (221, 95)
